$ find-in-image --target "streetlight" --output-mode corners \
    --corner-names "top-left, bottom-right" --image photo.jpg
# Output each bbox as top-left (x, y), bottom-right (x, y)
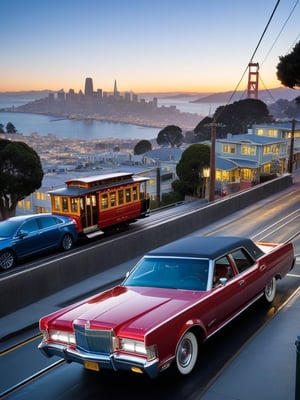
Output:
top-left (202, 167), bottom-right (210, 199)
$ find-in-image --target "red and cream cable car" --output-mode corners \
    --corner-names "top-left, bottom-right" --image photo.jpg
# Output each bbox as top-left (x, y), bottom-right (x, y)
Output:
top-left (49, 172), bottom-right (150, 238)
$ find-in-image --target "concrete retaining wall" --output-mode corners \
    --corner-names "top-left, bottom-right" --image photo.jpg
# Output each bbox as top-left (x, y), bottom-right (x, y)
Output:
top-left (0, 174), bottom-right (293, 316)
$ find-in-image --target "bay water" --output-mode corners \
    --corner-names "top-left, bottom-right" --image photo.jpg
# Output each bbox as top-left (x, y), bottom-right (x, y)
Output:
top-left (0, 111), bottom-right (160, 140)
top-left (0, 94), bottom-right (219, 140)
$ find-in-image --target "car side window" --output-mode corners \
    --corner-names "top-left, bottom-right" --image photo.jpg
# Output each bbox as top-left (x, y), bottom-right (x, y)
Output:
top-left (20, 219), bottom-right (39, 234)
top-left (213, 256), bottom-right (233, 286)
top-left (39, 216), bottom-right (59, 229)
top-left (230, 248), bottom-right (254, 272)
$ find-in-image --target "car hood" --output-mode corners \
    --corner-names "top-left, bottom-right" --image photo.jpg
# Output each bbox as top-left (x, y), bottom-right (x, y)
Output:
top-left (52, 285), bottom-right (208, 336)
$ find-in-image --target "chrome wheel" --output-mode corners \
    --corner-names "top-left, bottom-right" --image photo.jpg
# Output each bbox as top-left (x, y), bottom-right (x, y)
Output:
top-left (264, 277), bottom-right (276, 303)
top-left (0, 250), bottom-right (16, 270)
top-left (175, 331), bottom-right (198, 375)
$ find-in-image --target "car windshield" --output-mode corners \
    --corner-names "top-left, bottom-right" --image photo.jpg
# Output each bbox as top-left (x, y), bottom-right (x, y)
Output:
top-left (124, 257), bottom-right (209, 291)
top-left (0, 220), bottom-right (21, 237)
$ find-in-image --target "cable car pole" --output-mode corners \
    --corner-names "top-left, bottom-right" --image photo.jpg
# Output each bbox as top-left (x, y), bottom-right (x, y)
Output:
top-left (288, 119), bottom-right (295, 173)
top-left (209, 120), bottom-right (216, 202)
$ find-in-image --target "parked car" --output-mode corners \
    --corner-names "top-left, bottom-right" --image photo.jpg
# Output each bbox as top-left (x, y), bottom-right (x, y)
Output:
top-left (38, 236), bottom-right (295, 378)
top-left (0, 214), bottom-right (78, 270)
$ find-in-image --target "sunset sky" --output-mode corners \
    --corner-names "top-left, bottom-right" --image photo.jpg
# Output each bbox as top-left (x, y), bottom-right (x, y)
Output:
top-left (1, 0), bottom-right (299, 94)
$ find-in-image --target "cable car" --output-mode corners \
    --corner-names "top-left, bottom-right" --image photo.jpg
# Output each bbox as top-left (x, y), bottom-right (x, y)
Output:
top-left (49, 172), bottom-right (150, 238)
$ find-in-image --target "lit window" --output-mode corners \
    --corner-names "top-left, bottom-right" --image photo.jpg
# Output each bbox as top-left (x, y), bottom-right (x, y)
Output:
top-left (62, 197), bottom-right (69, 212)
top-left (54, 196), bottom-right (60, 211)
top-left (110, 192), bottom-right (116, 207)
top-left (125, 188), bottom-right (131, 203)
top-left (241, 145), bottom-right (256, 155)
top-left (101, 194), bottom-right (108, 209)
top-left (222, 144), bottom-right (236, 153)
top-left (132, 186), bottom-right (138, 201)
top-left (71, 198), bottom-right (78, 212)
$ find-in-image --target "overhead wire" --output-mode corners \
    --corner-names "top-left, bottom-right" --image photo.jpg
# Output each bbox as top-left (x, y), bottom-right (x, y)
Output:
top-left (256, 0), bottom-right (299, 104)
top-left (225, 0), bottom-right (281, 107)
top-left (260, 0), bottom-right (299, 67)
top-left (287, 32), bottom-right (300, 54)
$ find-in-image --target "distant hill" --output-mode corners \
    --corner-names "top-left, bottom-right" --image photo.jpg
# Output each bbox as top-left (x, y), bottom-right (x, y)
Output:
top-left (138, 92), bottom-right (212, 100)
top-left (190, 87), bottom-right (298, 104)
top-left (0, 90), bottom-right (53, 97)
top-left (0, 90), bottom-right (54, 106)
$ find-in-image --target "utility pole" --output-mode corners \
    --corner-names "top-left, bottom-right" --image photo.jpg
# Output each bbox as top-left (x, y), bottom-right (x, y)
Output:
top-left (288, 119), bottom-right (296, 173)
top-left (206, 119), bottom-right (224, 202)
top-left (156, 164), bottom-right (161, 208)
top-left (209, 120), bottom-right (216, 202)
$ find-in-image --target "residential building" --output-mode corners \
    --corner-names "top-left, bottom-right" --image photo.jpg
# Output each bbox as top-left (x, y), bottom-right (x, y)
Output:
top-left (215, 132), bottom-right (288, 192)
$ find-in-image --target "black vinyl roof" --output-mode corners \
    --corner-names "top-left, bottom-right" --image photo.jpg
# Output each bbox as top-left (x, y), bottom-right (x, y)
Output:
top-left (146, 236), bottom-right (264, 261)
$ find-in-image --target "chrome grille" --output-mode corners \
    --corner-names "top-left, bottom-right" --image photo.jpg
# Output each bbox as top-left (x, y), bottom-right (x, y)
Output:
top-left (74, 325), bottom-right (113, 354)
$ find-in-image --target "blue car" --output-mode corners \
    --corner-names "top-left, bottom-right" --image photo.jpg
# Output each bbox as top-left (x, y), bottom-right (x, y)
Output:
top-left (0, 214), bottom-right (78, 270)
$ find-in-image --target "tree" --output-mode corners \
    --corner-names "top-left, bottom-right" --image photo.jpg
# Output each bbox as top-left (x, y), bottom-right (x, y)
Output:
top-left (0, 139), bottom-right (44, 220)
top-left (6, 122), bottom-right (17, 134)
top-left (0, 124), bottom-right (5, 134)
top-left (157, 125), bottom-right (183, 147)
top-left (194, 116), bottom-right (214, 140)
top-left (134, 139), bottom-right (152, 155)
top-left (173, 144), bottom-right (210, 197)
top-left (277, 41), bottom-right (300, 89)
top-left (194, 99), bottom-right (272, 139)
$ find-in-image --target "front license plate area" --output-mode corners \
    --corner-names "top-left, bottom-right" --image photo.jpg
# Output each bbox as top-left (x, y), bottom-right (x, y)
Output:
top-left (84, 361), bottom-right (100, 371)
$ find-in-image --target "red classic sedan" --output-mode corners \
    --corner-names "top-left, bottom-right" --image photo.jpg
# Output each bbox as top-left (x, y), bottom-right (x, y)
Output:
top-left (38, 236), bottom-right (295, 378)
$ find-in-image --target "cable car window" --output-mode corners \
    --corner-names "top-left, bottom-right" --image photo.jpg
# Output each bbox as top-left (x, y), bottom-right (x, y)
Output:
top-left (110, 192), bottom-right (116, 207)
top-left (118, 190), bottom-right (124, 205)
top-left (71, 198), bottom-right (78, 212)
top-left (101, 194), bottom-right (108, 209)
top-left (132, 186), bottom-right (138, 200)
top-left (80, 198), bottom-right (84, 210)
top-left (53, 196), bottom-right (60, 211)
top-left (125, 188), bottom-right (131, 203)
top-left (62, 197), bottom-right (69, 212)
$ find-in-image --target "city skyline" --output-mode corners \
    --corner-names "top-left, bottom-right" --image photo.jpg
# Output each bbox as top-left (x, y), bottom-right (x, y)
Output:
top-left (1, 0), bottom-right (299, 94)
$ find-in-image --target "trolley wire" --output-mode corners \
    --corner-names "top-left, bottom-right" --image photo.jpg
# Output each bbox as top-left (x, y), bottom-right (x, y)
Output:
top-left (260, 0), bottom-right (299, 67)
top-left (214, 0), bottom-right (299, 121)
top-left (224, 0), bottom-right (282, 108)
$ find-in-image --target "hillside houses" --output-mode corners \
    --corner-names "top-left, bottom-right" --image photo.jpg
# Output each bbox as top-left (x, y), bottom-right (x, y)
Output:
top-left (16, 121), bottom-right (300, 215)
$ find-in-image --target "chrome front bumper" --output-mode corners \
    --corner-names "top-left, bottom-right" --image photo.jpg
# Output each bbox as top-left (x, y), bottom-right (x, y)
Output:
top-left (38, 342), bottom-right (159, 379)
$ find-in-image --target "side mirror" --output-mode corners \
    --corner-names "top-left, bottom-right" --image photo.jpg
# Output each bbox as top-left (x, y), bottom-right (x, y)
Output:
top-left (18, 230), bottom-right (29, 238)
top-left (219, 277), bottom-right (228, 286)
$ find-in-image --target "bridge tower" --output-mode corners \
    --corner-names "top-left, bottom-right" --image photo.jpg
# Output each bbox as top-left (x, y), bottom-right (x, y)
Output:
top-left (247, 63), bottom-right (259, 99)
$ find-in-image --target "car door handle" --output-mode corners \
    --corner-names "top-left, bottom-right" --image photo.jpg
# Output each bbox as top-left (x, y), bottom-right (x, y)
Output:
top-left (239, 280), bottom-right (245, 286)
top-left (259, 264), bottom-right (266, 271)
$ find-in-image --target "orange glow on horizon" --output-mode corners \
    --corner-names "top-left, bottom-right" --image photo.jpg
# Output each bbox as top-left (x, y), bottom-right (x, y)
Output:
top-left (0, 76), bottom-right (283, 94)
